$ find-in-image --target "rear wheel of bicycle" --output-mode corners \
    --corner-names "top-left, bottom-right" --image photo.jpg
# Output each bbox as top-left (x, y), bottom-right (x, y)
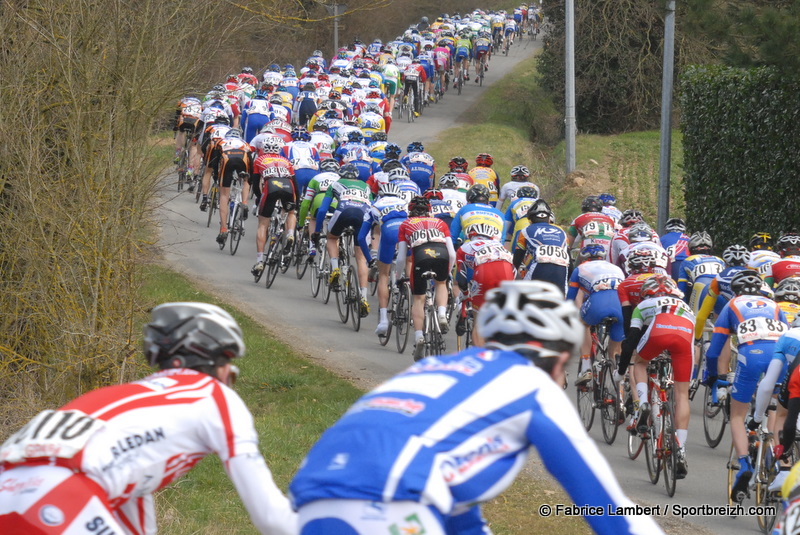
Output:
top-left (265, 235), bottom-right (282, 289)
top-left (279, 236), bottom-right (292, 274)
top-left (645, 401), bottom-right (662, 485)
top-left (756, 442), bottom-right (779, 533)
top-left (229, 207), bottom-right (243, 256)
top-left (368, 266), bottom-right (379, 295)
top-left (335, 268), bottom-right (350, 324)
top-left (348, 269), bottom-right (361, 332)
top-left (194, 164), bottom-right (205, 203)
top-left (457, 77), bottom-right (462, 95)
top-left (378, 294), bottom-right (393, 346)
top-left (295, 234), bottom-right (310, 279)
top-left (322, 250), bottom-right (333, 304)
top-left (206, 187), bottom-right (217, 228)
top-left (727, 444), bottom-right (739, 506)
top-left (310, 254), bottom-right (322, 297)
top-left (628, 426), bottom-right (644, 460)
top-left (576, 374), bottom-right (595, 432)
top-left (395, 284), bottom-right (411, 354)
top-left (662, 402), bottom-right (677, 497)
top-left (703, 385), bottom-right (727, 448)
top-left (600, 363), bottom-right (620, 445)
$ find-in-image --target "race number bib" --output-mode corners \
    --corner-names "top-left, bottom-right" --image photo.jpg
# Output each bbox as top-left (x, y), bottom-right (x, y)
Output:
top-left (736, 317), bottom-right (786, 343)
top-left (0, 410), bottom-right (105, 463)
top-left (691, 262), bottom-right (723, 280)
top-left (592, 277), bottom-right (620, 292)
top-left (536, 245), bottom-right (570, 266)
top-left (582, 221), bottom-right (613, 239)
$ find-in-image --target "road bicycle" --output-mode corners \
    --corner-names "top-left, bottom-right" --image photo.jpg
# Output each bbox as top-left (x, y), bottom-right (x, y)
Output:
top-left (402, 83), bottom-right (417, 123)
top-left (221, 173), bottom-right (247, 256)
top-left (333, 227), bottom-right (363, 332)
top-left (176, 134), bottom-right (192, 192)
top-left (641, 351), bottom-right (679, 497)
top-left (455, 296), bottom-right (475, 351)
top-left (576, 318), bottom-right (621, 444)
top-left (294, 225), bottom-right (312, 280)
top-left (476, 56), bottom-right (487, 86)
top-left (418, 271), bottom-right (446, 360)
top-left (261, 201), bottom-right (289, 289)
top-left (206, 179), bottom-right (219, 228)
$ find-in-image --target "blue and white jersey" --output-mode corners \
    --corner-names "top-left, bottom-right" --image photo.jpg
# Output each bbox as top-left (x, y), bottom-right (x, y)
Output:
top-left (566, 260), bottom-right (625, 300)
top-left (771, 327), bottom-right (800, 367)
top-left (289, 348), bottom-right (662, 535)
top-left (393, 178), bottom-right (422, 204)
top-left (366, 195), bottom-right (408, 225)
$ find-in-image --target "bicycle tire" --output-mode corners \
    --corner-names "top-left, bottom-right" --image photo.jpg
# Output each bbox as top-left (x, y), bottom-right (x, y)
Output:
top-left (194, 164), bottom-right (205, 203)
top-left (322, 245), bottom-right (333, 304)
top-left (703, 385), bottom-right (727, 448)
top-left (576, 362), bottom-right (595, 432)
top-left (628, 426), bottom-right (644, 460)
top-left (279, 234), bottom-right (292, 274)
top-left (689, 338), bottom-right (709, 401)
top-left (335, 268), bottom-right (350, 324)
top-left (645, 395), bottom-right (662, 485)
top-left (395, 283), bottom-right (411, 354)
top-left (457, 77), bottom-right (462, 95)
top-left (600, 362), bottom-right (621, 445)
top-left (229, 207), bottom-right (243, 256)
top-left (206, 187), bottom-right (217, 228)
top-left (310, 254), bottom-right (322, 297)
top-left (368, 266), bottom-right (379, 295)
top-left (662, 401), bottom-right (677, 497)
top-left (755, 440), bottom-right (779, 533)
top-left (295, 234), bottom-right (310, 279)
top-left (378, 287), bottom-right (393, 346)
top-left (727, 443), bottom-right (739, 506)
top-left (349, 268), bottom-right (361, 332)
top-left (265, 234), bottom-right (282, 289)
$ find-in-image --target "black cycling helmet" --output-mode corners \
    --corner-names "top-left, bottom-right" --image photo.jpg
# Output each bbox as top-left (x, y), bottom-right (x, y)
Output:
top-left (371, 131), bottom-right (388, 142)
top-left (515, 186), bottom-right (539, 200)
top-left (526, 199), bottom-right (553, 222)
top-left (408, 195), bottom-right (431, 216)
top-left (730, 269), bottom-right (764, 296)
top-left (749, 232), bottom-right (774, 251)
top-left (381, 158), bottom-right (404, 173)
top-left (449, 156), bottom-right (468, 172)
top-left (777, 232), bottom-right (800, 256)
top-left (338, 164), bottom-right (359, 181)
top-left (775, 278), bottom-right (800, 304)
top-left (581, 195), bottom-right (603, 213)
top-left (466, 184), bottom-right (490, 204)
top-left (319, 158), bottom-right (340, 173)
top-left (384, 143), bottom-right (402, 159)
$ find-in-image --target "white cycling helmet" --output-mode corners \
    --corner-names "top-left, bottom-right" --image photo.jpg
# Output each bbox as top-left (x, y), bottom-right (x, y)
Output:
top-left (722, 244), bottom-right (750, 266)
top-left (388, 167), bottom-right (410, 182)
top-left (379, 182), bottom-right (402, 197)
top-left (477, 281), bottom-right (584, 361)
top-left (143, 302), bottom-right (245, 369)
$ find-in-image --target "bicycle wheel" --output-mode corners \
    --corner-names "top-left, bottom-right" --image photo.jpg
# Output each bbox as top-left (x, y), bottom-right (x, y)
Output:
top-left (265, 234), bottom-right (282, 289)
top-left (177, 148), bottom-right (189, 191)
top-left (368, 265), bottom-right (379, 295)
top-left (335, 267), bottom-right (350, 324)
top-left (194, 164), bottom-right (205, 203)
top-left (689, 338), bottom-right (709, 401)
top-left (600, 362), bottom-right (621, 445)
top-left (295, 234), bottom-right (310, 279)
top-left (756, 441), bottom-right (779, 533)
top-left (206, 187), bottom-right (217, 228)
top-left (229, 206), bottom-right (243, 256)
top-left (628, 425), bottom-right (644, 460)
top-left (662, 401), bottom-right (677, 497)
top-left (703, 385), bottom-right (727, 448)
top-left (395, 284), bottom-right (411, 354)
top-left (348, 268), bottom-right (361, 332)
top-left (279, 235), bottom-right (292, 274)
top-left (576, 363), bottom-right (595, 432)
top-left (408, 93), bottom-right (414, 123)
top-left (310, 253), bottom-right (322, 297)
top-left (322, 246), bottom-right (333, 304)
top-left (457, 76), bottom-right (462, 95)
top-left (645, 398), bottom-right (662, 485)
top-left (379, 287), bottom-right (394, 346)
top-left (727, 444), bottom-right (739, 506)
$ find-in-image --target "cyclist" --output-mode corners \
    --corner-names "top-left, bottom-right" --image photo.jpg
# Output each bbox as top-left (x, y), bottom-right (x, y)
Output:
top-left (400, 141), bottom-right (436, 191)
top-left (567, 196), bottom-right (617, 259)
top-left (401, 57), bottom-right (427, 117)
top-left (315, 164), bottom-right (373, 317)
top-left (616, 274), bottom-right (694, 479)
top-left (677, 231), bottom-right (724, 313)
top-left (241, 90), bottom-right (272, 143)
top-left (309, 120), bottom-right (335, 160)
top-left (659, 217), bottom-right (690, 282)
top-left (567, 244), bottom-right (626, 386)
top-left (513, 199), bottom-right (570, 293)
top-left (451, 184), bottom-right (506, 245)
top-left (298, 158), bottom-right (341, 258)
top-left (437, 173), bottom-right (467, 227)
top-left (503, 185), bottom-right (540, 251)
top-left (395, 196), bottom-right (456, 360)
top-left (598, 192), bottom-right (622, 224)
top-left (468, 153), bottom-right (500, 207)
top-left (289, 281), bottom-right (666, 535)
top-left (608, 211), bottom-right (648, 266)
top-left (381, 57), bottom-right (402, 112)
top-left (359, 182), bottom-right (409, 336)
top-left (694, 244), bottom-right (751, 340)
top-left (0, 302), bottom-right (297, 535)
top-left (498, 165), bottom-right (538, 210)
top-left (173, 96), bottom-right (203, 179)
top-left (775, 277), bottom-right (800, 324)
top-left (198, 115), bottom-right (232, 212)
top-left (251, 136), bottom-right (296, 279)
top-left (454, 30), bottom-right (472, 83)
top-left (432, 39), bottom-right (452, 95)
top-left (339, 132), bottom-right (374, 182)
top-left (447, 156), bottom-right (474, 193)
top-left (502, 15), bottom-right (518, 50)
top-left (387, 166), bottom-right (422, 204)
top-left (282, 127), bottom-right (320, 197)
top-left (473, 31), bottom-right (492, 81)
top-left (704, 269), bottom-right (789, 503)
top-left (208, 128), bottom-right (252, 246)
top-left (747, 231), bottom-right (780, 276)
top-left (764, 232), bottom-right (800, 288)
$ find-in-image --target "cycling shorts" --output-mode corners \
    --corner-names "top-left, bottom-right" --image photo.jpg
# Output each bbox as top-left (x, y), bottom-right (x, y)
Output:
top-left (378, 218), bottom-right (404, 265)
top-left (526, 263), bottom-right (569, 296)
top-left (259, 176), bottom-right (296, 218)
top-left (435, 60), bottom-right (448, 73)
top-left (243, 113), bottom-right (270, 143)
top-left (635, 315), bottom-right (694, 382)
top-left (218, 150), bottom-right (250, 188)
top-left (0, 465), bottom-right (125, 534)
top-left (471, 260), bottom-right (515, 309)
top-left (475, 48), bottom-right (489, 61)
top-left (329, 207), bottom-right (366, 242)
top-left (409, 172), bottom-right (433, 192)
top-left (384, 79), bottom-right (397, 96)
top-left (411, 243), bottom-right (450, 296)
top-left (731, 341), bottom-right (776, 403)
top-left (298, 499), bottom-right (447, 535)
top-left (504, 28), bottom-right (515, 36)
top-left (421, 62), bottom-right (434, 79)
top-left (455, 48), bottom-right (470, 63)
top-left (580, 289), bottom-right (624, 342)
top-left (294, 168), bottom-right (318, 197)
top-left (177, 116), bottom-right (201, 134)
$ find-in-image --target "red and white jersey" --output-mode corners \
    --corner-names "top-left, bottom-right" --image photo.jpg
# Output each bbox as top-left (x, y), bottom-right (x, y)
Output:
top-left (309, 131), bottom-right (335, 159)
top-left (457, 239), bottom-right (513, 271)
top-left (0, 369), bottom-right (257, 502)
top-left (254, 154), bottom-right (294, 179)
top-left (398, 216), bottom-right (451, 248)
top-left (765, 256), bottom-right (800, 285)
top-left (281, 141), bottom-right (320, 170)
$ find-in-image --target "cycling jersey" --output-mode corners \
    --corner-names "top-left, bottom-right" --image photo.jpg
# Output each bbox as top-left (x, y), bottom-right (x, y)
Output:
top-left (568, 213), bottom-right (616, 256)
top-left (467, 166), bottom-right (500, 205)
top-left (765, 256), bottom-right (800, 287)
top-left (450, 203), bottom-right (506, 243)
top-left (0, 369), bottom-right (296, 535)
top-left (693, 265), bottom-right (747, 338)
top-left (567, 260), bottom-right (626, 342)
top-left (748, 249), bottom-right (781, 276)
top-left (281, 141), bottom-right (320, 194)
top-left (298, 171), bottom-right (340, 228)
top-left (397, 216), bottom-right (454, 295)
top-left (601, 205), bottom-right (622, 224)
top-left (451, 172), bottom-right (474, 194)
top-left (498, 181), bottom-right (538, 209)
top-left (309, 131), bottom-right (334, 159)
top-left (289, 348), bottom-right (664, 535)
top-left (401, 151), bottom-right (436, 192)
top-left (515, 222), bottom-right (570, 293)
top-left (659, 231), bottom-right (690, 281)
top-left (316, 179), bottom-right (372, 237)
top-left (677, 254), bottom-right (725, 310)
top-left (210, 137), bottom-right (252, 188)
top-left (359, 195), bottom-right (408, 264)
top-left (456, 239), bottom-right (514, 308)
top-left (504, 197), bottom-right (536, 250)
top-left (617, 273), bottom-right (656, 309)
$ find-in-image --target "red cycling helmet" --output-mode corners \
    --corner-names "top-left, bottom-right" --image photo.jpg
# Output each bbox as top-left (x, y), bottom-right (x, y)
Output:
top-left (423, 189), bottom-right (444, 201)
top-left (476, 153), bottom-right (494, 167)
top-left (449, 156), bottom-right (468, 172)
top-left (640, 274), bottom-right (681, 299)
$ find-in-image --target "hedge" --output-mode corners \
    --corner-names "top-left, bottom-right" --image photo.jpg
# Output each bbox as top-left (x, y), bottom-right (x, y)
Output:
top-left (680, 65), bottom-right (800, 249)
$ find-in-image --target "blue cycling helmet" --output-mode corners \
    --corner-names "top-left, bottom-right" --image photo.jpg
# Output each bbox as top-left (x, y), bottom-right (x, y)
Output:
top-left (407, 141), bottom-right (424, 153)
top-left (347, 130), bottom-right (364, 143)
top-left (384, 143), bottom-right (402, 158)
top-left (254, 90), bottom-right (269, 99)
top-left (598, 193), bottom-right (616, 206)
top-left (581, 244), bottom-right (606, 260)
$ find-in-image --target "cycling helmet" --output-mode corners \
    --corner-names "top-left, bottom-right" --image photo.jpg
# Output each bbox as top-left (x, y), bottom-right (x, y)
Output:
top-left (347, 130), bottom-right (364, 143)
top-left (449, 156), bottom-right (468, 172)
top-left (476, 281), bottom-right (584, 364)
top-left (407, 141), bottom-right (424, 153)
top-left (421, 16), bottom-right (429, 23)
top-left (438, 173), bottom-right (460, 189)
top-left (526, 199), bottom-right (554, 222)
top-left (688, 231), bottom-right (713, 253)
top-left (408, 195), bottom-right (431, 216)
top-left (627, 223), bottom-right (655, 243)
top-left (777, 233), bottom-right (800, 256)
top-left (291, 127), bottom-right (311, 141)
top-left (515, 186), bottom-right (539, 200)
top-left (466, 184), bottom-right (490, 204)
top-left (143, 302), bottom-right (244, 370)
top-left (366, 90), bottom-right (382, 100)
top-left (581, 195), bottom-right (603, 213)
top-left (730, 269), bottom-right (764, 296)
top-left (598, 193), bottom-right (616, 206)
top-left (640, 274), bottom-right (681, 299)
top-left (387, 167), bottom-right (410, 181)
top-left (254, 90), bottom-right (269, 99)
top-left (627, 249), bottom-right (658, 274)
top-left (225, 128), bottom-right (243, 139)
top-left (475, 153), bottom-right (494, 167)
top-left (384, 143), bottom-right (402, 159)
top-left (423, 189), bottom-right (444, 201)
top-left (319, 158), bottom-right (340, 173)
top-left (379, 182), bottom-right (402, 197)
top-left (664, 217), bottom-right (686, 233)
top-left (212, 84), bottom-right (226, 92)
top-left (619, 209), bottom-right (643, 227)
top-left (329, 90), bottom-right (342, 99)
top-left (510, 165), bottom-right (530, 180)
top-left (338, 164), bottom-right (359, 181)
top-left (580, 243), bottom-right (606, 260)
top-left (749, 232), bottom-right (774, 251)
top-left (260, 136), bottom-right (284, 153)
top-left (312, 120), bottom-right (328, 131)
top-left (775, 278), bottom-right (800, 304)
top-left (722, 244), bottom-right (750, 266)
top-left (371, 132), bottom-right (388, 142)
top-left (269, 94), bottom-right (284, 105)
top-left (214, 114), bottom-right (230, 125)
top-left (267, 64), bottom-right (280, 72)
top-left (381, 159), bottom-right (404, 173)
top-left (241, 66), bottom-right (254, 74)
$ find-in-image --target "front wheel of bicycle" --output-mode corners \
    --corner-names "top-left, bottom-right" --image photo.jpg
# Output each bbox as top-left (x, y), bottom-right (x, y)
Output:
top-left (378, 292), bottom-right (393, 346)
top-left (628, 426), bottom-right (644, 460)
top-left (662, 401), bottom-right (677, 497)
top-left (703, 385), bottom-right (727, 448)
top-left (395, 284), bottom-right (411, 354)
top-left (600, 363), bottom-right (621, 445)
top-left (756, 441), bottom-right (779, 533)
top-left (727, 444), bottom-right (739, 506)
top-left (229, 207), bottom-right (243, 256)
top-left (644, 403), bottom-right (662, 485)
